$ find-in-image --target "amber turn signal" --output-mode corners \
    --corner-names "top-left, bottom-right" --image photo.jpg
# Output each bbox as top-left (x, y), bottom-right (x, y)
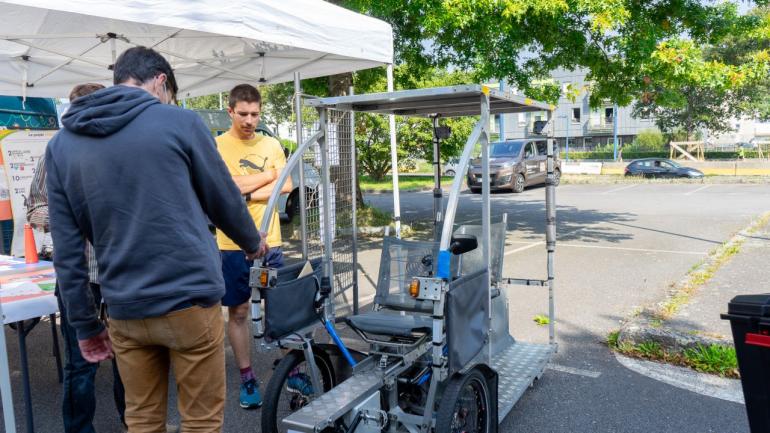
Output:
top-left (409, 279), bottom-right (420, 298)
top-left (260, 270), bottom-right (269, 287)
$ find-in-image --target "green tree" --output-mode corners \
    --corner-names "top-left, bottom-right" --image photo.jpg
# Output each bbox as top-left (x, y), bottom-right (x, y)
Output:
top-left (351, 66), bottom-right (478, 180)
top-left (345, 0), bottom-right (770, 107)
top-left (632, 37), bottom-right (770, 139)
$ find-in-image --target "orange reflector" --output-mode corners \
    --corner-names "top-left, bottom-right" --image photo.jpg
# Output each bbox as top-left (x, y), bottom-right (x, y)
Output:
top-left (260, 270), bottom-right (269, 287)
top-left (409, 279), bottom-right (420, 298)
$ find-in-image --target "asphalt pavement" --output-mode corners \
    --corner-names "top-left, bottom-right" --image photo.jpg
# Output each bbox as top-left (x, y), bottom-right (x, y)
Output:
top-left (2, 181), bottom-right (769, 432)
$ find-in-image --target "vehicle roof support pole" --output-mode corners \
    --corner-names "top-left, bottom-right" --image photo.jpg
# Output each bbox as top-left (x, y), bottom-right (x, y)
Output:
top-left (318, 108), bottom-right (335, 319)
top-left (432, 115), bottom-right (442, 242)
top-left (294, 72), bottom-right (309, 260)
top-left (480, 92), bottom-right (492, 363)
top-left (350, 86), bottom-right (359, 315)
top-left (436, 121), bottom-right (483, 276)
top-left (260, 129), bottom-right (324, 234)
top-left (545, 109), bottom-right (558, 349)
top-left (386, 64), bottom-right (401, 238)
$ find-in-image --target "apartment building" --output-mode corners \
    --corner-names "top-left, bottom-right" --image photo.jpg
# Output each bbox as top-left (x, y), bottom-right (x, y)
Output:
top-left (495, 69), bottom-right (658, 151)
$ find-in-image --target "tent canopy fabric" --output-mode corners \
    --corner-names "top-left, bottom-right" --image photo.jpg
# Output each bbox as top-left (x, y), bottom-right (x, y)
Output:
top-left (0, 0), bottom-right (393, 98)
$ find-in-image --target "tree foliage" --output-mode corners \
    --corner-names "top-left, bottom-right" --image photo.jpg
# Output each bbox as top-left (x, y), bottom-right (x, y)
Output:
top-left (346, 0), bottom-right (770, 107)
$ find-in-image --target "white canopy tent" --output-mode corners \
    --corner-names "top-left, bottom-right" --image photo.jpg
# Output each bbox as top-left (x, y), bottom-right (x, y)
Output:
top-left (0, 0), bottom-right (393, 99)
top-left (0, 2), bottom-right (393, 432)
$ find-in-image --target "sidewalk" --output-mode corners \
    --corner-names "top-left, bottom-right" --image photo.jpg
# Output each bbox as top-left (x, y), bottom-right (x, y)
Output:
top-left (666, 220), bottom-right (770, 340)
top-left (618, 212), bottom-right (770, 371)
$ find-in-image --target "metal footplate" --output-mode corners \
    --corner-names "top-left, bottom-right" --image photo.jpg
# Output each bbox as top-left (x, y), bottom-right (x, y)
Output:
top-left (282, 370), bottom-right (384, 432)
top-left (492, 341), bottom-right (554, 420)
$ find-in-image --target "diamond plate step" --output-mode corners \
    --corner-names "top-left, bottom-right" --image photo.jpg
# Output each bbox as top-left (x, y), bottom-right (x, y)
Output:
top-left (491, 341), bottom-right (554, 421)
top-left (282, 368), bottom-right (383, 432)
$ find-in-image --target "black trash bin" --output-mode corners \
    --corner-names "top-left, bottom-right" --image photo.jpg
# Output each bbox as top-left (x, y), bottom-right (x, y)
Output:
top-left (722, 294), bottom-right (770, 433)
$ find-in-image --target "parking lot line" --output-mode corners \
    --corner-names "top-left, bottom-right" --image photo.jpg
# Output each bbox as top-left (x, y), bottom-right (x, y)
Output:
top-left (558, 243), bottom-right (707, 255)
top-left (504, 241), bottom-right (543, 255)
top-left (684, 184), bottom-right (711, 196)
top-left (547, 363), bottom-right (602, 379)
top-left (601, 184), bottom-right (638, 195)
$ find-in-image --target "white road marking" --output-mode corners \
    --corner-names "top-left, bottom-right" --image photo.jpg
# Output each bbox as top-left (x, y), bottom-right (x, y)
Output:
top-left (504, 241), bottom-right (542, 255)
top-left (547, 363), bottom-right (602, 378)
top-left (558, 243), bottom-right (707, 255)
top-left (503, 222), bottom-right (604, 256)
top-left (615, 353), bottom-right (744, 404)
top-left (601, 184), bottom-right (638, 195)
top-left (685, 185), bottom-right (711, 196)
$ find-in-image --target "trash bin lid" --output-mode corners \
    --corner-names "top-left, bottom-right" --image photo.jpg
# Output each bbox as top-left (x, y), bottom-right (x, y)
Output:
top-left (728, 294), bottom-right (770, 317)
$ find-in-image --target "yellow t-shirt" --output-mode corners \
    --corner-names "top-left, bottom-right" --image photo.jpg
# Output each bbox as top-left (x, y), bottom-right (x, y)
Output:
top-left (215, 132), bottom-right (286, 250)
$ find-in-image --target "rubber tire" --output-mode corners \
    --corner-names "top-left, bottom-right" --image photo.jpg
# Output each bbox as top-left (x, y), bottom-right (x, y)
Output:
top-left (445, 169), bottom-right (456, 177)
top-left (435, 369), bottom-right (492, 433)
top-left (512, 173), bottom-right (525, 193)
top-left (285, 189), bottom-right (299, 223)
top-left (261, 350), bottom-right (336, 433)
top-left (553, 168), bottom-right (561, 187)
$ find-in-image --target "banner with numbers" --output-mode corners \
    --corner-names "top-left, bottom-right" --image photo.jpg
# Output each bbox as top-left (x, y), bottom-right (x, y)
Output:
top-left (0, 130), bottom-right (55, 257)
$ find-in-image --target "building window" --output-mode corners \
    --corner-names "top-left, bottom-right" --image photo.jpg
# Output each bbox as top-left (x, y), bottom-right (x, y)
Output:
top-left (604, 107), bottom-right (614, 124)
top-left (572, 107), bottom-right (581, 123)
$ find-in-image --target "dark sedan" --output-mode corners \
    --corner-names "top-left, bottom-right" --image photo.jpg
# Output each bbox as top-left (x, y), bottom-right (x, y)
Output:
top-left (624, 158), bottom-right (704, 178)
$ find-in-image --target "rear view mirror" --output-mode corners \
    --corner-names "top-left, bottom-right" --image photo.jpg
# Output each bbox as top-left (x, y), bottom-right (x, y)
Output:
top-left (449, 234), bottom-right (477, 255)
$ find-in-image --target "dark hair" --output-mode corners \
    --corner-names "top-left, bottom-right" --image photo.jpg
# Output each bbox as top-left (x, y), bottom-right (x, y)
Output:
top-left (228, 84), bottom-right (261, 109)
top-left (113, 46), bottom-right (178, 98)
top-left (69, 83), bottom-right (105, 102)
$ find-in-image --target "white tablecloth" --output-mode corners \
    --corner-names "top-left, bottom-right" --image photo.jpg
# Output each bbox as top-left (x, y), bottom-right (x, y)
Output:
top-left (0, 257), bottom-right (57, 324)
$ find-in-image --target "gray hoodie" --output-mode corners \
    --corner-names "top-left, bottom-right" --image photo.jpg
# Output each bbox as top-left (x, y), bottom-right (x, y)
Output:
top-left (46, 85), bottom-right (259, 340)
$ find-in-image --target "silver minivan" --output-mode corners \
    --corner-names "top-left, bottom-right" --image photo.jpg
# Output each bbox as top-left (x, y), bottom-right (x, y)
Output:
top-left (466, 139), bottom-right (561, 193)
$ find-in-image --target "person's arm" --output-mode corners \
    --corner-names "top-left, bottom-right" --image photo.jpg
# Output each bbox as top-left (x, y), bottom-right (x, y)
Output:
top-left (185, 114), bottom-right (263, 255)
top-left (232, 170), bottom-right (276, 195)
top-left (248, 175), bottom-right (292, 201)
top-left (26, 156), bottom-right (49, 232)
top-left (45, 145), bottom-right (103, 342)
top-left (248, 141), bottom-right (292, 201)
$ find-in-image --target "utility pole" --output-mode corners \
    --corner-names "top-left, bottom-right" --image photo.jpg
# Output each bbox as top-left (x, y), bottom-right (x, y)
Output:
top-left (613, 103), bottom-right (619, 161)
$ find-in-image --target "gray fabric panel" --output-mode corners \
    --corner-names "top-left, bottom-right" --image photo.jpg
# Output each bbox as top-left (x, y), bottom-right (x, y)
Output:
top-left (446, 268), bottom-right (490, 375)
top-left (264, 272), bottom-right (320, 340)
top-left (347, 311), bottom-right (432, 337)
top-left (451, 220), bottom-right (506, 283)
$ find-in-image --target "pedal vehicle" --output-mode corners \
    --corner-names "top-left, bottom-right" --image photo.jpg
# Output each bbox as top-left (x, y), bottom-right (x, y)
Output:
top-left (251, 85), bottom-right (558, 433)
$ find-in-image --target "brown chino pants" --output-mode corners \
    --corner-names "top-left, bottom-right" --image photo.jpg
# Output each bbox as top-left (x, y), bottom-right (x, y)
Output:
top-left (109, 304), bottom-right (226, 433)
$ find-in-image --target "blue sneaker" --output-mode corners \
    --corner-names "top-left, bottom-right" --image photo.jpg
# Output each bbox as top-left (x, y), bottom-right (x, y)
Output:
top-left (239, 378), bottom-right (262, 409)
top-left (287, 369), bottom-right (314, 395)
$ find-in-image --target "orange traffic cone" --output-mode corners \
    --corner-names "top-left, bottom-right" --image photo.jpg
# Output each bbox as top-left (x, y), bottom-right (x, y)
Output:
top-left (24, 223), bottom-right (38, 264)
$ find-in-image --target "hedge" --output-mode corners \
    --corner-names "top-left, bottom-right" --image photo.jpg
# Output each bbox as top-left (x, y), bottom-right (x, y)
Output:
top-left (562, 150), bottom-right (759, 161)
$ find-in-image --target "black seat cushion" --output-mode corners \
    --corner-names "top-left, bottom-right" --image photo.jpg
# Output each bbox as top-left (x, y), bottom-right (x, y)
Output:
top-left (347, 311), bottom-right (432, 337)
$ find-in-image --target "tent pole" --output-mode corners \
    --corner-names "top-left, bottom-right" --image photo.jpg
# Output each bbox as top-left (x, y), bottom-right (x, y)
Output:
top-left (386, 64), bottom-right (401, 238)
top-left (0, 302), bottom-right (17, 433)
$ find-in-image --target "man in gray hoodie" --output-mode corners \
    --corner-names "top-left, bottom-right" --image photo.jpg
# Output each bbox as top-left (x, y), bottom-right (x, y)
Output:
top-left (46, 46), bottom-right (266, 432)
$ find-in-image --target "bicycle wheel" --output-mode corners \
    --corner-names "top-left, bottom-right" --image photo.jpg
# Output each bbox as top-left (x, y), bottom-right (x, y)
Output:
top-left (262, 349), bottom-right (336, 433)
top-left (435, 369), bottom-right (492, 433)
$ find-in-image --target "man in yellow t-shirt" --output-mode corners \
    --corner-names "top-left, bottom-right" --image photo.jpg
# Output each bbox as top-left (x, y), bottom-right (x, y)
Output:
top-left (216, 84), bottom-right (292, 409)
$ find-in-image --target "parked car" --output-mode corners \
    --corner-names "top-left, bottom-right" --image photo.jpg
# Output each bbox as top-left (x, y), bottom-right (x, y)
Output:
top-left (624, 158), bottom-right (704, 178)
top-left (466, 139), bottom-right (561, 193)
top-left (257, 127), bottom-right (320, 223)
top-left (444, 157), bottom-right (460, 176)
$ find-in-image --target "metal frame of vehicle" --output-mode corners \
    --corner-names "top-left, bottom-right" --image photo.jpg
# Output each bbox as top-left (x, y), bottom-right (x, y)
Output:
top-left (251, 84), bottom-right (558, 433)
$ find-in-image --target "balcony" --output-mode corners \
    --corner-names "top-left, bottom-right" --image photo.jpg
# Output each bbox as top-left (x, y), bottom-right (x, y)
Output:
top-left (587, 118), bottom-right (614, 135)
